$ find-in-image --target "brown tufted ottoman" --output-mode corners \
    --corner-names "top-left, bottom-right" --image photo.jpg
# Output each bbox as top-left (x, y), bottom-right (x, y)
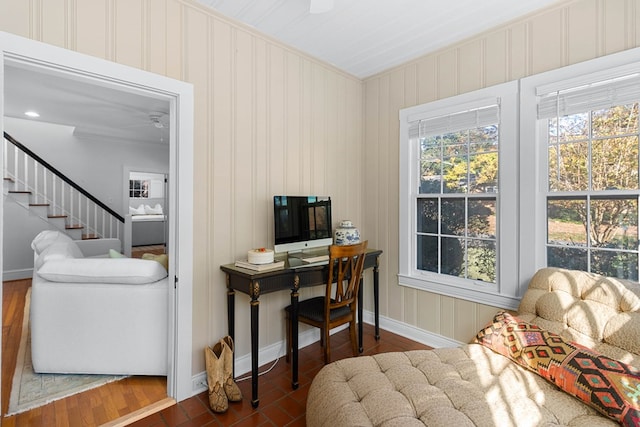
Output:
top-left (306, 267), bottom-right (640, 426)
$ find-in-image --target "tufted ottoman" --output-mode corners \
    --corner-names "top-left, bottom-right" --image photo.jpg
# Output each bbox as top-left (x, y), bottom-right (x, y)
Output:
top-left (306, 267), bottom-right (640, 426)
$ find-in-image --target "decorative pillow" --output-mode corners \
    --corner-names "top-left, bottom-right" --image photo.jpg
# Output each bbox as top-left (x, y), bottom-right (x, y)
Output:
top-left (37, 258), bottom-right (168, 284)
top-left (144, 204), bottom-right (163, 215)
top-left (34, 240), bottom-right (83, 270)
top-left (31, 230), bottom-right (72, 254)
top-left (142, 253), bottom-right (168, 271)
top-left (129, 205), bottom-right (146, 215)
top-left (109, 249), bottom-right (126, 258)
top-left (474, 311), bottom-right (640, 426)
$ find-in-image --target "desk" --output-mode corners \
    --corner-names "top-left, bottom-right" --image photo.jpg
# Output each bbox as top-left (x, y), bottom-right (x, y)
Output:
top-left (220, 248), bottom-right (382, 408)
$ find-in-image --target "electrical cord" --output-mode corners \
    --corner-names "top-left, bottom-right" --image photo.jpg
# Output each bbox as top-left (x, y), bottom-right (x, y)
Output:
top-left (235, 341), bottom-right (286, 382)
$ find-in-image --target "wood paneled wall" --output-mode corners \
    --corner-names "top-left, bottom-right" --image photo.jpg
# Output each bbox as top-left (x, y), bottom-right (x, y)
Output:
top-left (363, 0), bottom-right (640, 343)
top-left (0, 0), bottom-right (363, 375)
top-left (3, 0), bottom-right (640, 380)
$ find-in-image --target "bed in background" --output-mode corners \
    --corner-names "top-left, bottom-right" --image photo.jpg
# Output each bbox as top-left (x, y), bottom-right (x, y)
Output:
top-left (129, 203), bottom-right (166, 246)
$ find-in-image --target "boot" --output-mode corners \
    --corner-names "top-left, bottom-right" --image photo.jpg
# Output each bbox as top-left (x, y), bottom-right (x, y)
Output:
top-left (221, 336), bottom-right (243, 402)
top-left (205, 342), bottom-right (228, 413)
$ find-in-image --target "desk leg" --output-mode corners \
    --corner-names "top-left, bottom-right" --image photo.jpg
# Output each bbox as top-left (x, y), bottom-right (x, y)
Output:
top-left (291, 275), bottom-right (300, 390)
top-left (374, 256), bottom-right (380, 340)
top-left (250, 281), bottom-right (260, 408)
top-left (226, 281), bottom-right (236, 377)
top-left (358, 277), bottom-right (364, 353)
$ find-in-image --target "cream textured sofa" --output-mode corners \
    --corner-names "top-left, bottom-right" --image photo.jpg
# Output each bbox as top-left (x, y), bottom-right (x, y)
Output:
top-left (30, 230), bottom-right (169, 376)
top-left (306, 267), bottom-right (640, 426)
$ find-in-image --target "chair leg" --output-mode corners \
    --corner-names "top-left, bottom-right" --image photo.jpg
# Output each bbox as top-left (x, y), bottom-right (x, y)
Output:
top-left (323, 327), bottom-right (331, 364)
top-left (350, 320), bottom-right (358, 357)
top-left (285, 310), bottom-right (291, 363)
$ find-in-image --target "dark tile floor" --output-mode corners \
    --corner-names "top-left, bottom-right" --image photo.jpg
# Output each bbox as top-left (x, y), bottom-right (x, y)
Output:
top-left (130, 324), bottom-right (431, 427)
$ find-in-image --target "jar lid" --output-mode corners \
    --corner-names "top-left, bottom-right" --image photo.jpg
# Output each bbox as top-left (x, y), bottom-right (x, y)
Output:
top-left (339, 220), bottom-right (353, 227)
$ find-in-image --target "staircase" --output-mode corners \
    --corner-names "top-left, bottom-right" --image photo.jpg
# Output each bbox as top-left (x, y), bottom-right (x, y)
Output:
top-left (3, 132), bottom-right (124, 242)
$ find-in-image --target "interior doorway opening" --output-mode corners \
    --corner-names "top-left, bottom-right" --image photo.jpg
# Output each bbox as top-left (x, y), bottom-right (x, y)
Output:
top-left (0, 31), bottom-right (194, 418)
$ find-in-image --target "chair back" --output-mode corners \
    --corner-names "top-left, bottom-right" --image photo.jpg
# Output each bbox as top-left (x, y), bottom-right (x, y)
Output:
top-left (325, 241), bottom-right (368, 312)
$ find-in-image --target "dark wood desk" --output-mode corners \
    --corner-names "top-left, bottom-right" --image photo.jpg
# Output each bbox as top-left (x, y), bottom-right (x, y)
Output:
top-left (220, 248), bottom-right (382, 408)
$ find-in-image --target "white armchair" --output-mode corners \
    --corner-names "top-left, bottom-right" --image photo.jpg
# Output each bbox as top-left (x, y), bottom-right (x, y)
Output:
top-left (30, 231), bottom-right (169, 376)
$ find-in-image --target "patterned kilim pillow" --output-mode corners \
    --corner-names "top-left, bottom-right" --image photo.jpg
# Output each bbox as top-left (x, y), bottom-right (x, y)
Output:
top-left (474, 311), bottom-right (640, 427)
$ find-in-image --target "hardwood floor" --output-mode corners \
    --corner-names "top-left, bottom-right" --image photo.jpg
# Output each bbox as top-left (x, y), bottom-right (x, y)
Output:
top-left (1, 279), bottom-right (168, 426)
top-left (3, 272), bottom-right (433, 426)
top-left (129, 324), bottom-right (432, 427)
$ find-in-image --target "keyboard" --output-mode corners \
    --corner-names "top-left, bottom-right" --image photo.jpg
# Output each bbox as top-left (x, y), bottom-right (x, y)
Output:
top-left (301, 254), bottom-right (330, 264)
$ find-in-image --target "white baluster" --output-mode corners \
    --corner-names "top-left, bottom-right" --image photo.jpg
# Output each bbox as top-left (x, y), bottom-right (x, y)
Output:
top-left (43, 167), bottom-right (48, 207)
top-left (13, 146), bottom-right (17, 185)
top-left (23, 151), bottom-right (28, 191)
top-left (68, 187), bottom-right (72, 225)
top-left (33, 160), bottom-right (38, 204)
top-left (52, 175), bottom-right (57, 216)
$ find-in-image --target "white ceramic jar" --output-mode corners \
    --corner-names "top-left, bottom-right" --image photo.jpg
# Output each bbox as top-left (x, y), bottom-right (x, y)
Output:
top-left (334, 220), bottom-right (360, 245)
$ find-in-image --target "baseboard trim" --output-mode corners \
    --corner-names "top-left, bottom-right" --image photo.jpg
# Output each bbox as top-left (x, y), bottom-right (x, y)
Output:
top-left (362, 310), bottom-right (464, 348)
top-left (191, 314), bottom-right (461, 396)
top-left (3, 268), bottom-right (33, 282)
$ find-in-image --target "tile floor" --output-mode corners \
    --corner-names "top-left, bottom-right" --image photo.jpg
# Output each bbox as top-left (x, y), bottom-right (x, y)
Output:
top-left (130, 324), bottom-right (431, 427)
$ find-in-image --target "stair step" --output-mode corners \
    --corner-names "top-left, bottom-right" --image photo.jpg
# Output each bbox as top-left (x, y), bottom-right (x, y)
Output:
top-left (82, 234), bottom-right (100, 240)
top-left (29, 203), bottom-right (50, 207)
top-left (8, 190), bottom-right (31, 194)
top-left (48, 214), bottom-right (68, 219)
top-left (65, 224), bottom-right (84, 230)
top-left (4, 177), bottom-right (14, 182)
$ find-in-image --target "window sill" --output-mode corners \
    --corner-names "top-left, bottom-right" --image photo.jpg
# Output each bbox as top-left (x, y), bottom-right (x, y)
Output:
top-left (398, 273), bottom-right (521, 310)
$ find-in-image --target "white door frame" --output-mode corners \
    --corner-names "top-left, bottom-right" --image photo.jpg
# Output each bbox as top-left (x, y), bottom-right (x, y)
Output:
top-left (0, 32), bottom-right (194, 402)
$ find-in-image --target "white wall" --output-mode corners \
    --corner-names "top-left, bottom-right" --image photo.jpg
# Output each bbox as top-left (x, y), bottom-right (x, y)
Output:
top-left (5, 117), bottom-right (169, 215)
top-left (3, 117), bottom-right (169, 277)
top-left (2, 198), bottom-right (49, 280)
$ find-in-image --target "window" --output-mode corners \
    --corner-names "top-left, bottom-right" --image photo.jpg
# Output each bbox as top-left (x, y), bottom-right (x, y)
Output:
top-left (129, 179), bottom-right (149, 198)
top-left (522, 56), bottom-right (640, 282)
top-left (399, 82), bottom-right (520, 309)
top-left (401, 48), bottom-right (640, 308)
top-left (417, 107), bottom-right (499, 281)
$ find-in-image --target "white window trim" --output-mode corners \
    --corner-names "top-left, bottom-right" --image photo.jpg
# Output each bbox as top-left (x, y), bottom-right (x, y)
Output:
top-left (399, 81), bottom-right (520, 310)
top-left (519, 46), bottom-right (640, 284)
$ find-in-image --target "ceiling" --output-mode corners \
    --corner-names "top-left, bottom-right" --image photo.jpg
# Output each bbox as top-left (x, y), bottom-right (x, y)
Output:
top-left (4, 63), bottom-right (170, 145)
top-left (3, 1), bottom-right (563, 144)
top-left (197, 0), bottom-right (564, 78)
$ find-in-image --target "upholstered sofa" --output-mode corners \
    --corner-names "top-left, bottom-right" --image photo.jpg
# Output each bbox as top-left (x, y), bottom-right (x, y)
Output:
top-left (307, 267), bottom-right (640, 426)
top-left (30, 230), bottom-right (169, 376)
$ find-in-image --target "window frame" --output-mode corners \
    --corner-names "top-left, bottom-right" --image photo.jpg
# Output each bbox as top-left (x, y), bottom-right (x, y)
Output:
top-left (519, 47), bottom-right (640, 284)
top-left (399, 81), bottom-right (520, 310)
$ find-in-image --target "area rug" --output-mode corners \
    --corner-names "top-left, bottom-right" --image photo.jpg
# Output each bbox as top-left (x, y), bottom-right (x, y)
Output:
top-left (7, 289), bottom-right (127, 416)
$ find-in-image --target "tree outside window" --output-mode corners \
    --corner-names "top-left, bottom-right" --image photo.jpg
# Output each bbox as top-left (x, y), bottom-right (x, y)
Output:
top-left (417, 124), bottom-right (498, 283)
top-left (546, 103), bottom-right (639, 280)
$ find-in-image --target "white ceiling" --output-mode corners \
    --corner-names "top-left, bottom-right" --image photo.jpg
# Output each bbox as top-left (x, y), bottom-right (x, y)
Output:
top-left (4, 63), bottom-right (170, 145)
top-left (3, 1), bottom-right (563, 144)
top-left (197, 0), bottom-right (563, 78)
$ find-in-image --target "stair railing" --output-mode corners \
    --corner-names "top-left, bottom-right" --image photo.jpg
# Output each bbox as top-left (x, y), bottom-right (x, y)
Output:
top-left (3, 132), bottom-right (124, 240)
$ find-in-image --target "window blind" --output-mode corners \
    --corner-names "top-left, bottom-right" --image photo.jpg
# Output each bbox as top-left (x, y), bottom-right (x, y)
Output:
top-left (408, 104), bottom-right (499, 139)
top-left (538, 73), bottom-right (640, 119)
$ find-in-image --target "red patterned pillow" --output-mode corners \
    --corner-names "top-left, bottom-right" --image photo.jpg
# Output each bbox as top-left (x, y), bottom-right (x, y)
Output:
top-left (474, 311), bottom-right (640, 427)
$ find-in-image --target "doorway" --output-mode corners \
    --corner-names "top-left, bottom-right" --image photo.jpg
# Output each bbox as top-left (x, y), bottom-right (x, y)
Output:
top-left (0, 31), bottom-right (194, 414)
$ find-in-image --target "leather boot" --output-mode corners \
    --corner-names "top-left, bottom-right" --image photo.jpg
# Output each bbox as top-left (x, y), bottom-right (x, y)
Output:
top-left (205, 342), bottom-right (228, 413)
top-left (221, 336), bottom-right (243, 402)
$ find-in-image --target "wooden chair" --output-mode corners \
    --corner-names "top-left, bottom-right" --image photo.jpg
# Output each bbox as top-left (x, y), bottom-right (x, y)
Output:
top-left (285, 240), bottom-right (368, 364)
